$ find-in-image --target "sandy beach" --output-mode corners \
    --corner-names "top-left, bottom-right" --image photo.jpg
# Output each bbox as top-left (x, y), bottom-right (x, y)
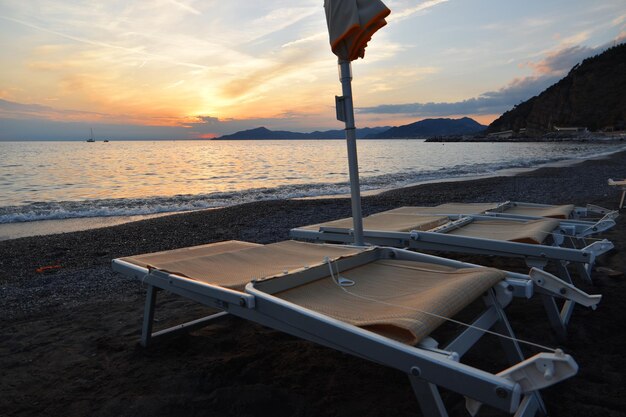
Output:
top-left (1, 151), bottom-right (625, 417)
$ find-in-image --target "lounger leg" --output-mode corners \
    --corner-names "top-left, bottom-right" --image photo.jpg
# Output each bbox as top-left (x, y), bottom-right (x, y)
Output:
top-left (514, 395), bottom-right (540, 417)
top-left (141, 284), bottom-right (159, 347)
top-left (486, 290), bottom-right (526, 364)
top-left (620, 190), bottom-right (625, 209)
top-left (540, 294), bottom-right (568, 342)
top-left (572, 261), bottom-right (593, 284)
top-left (408, 376), bottom-right (449, 417)
top-left (560, 300), bottom-right (576, 327)
top-left (555, 261), bottom-right (575, 284)
top-left (486, 290), bottom-right (548, 416)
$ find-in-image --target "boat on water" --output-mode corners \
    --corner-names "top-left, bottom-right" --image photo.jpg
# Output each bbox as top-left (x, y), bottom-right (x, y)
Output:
top-left (86, 128), bottom-right (96, 143)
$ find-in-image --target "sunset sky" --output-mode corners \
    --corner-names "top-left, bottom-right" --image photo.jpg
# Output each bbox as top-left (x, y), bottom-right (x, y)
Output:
top-left (1, 0), bottom-right (624, 140)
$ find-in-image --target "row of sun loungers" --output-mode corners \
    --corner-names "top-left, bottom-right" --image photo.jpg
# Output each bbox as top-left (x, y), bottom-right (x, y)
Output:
top-left (112, 200), bottom-right (617, 417)
top-left (290, 203), bottom-right (615, 340)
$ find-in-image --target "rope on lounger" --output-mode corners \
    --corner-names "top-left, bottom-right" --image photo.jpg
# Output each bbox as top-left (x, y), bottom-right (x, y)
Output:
top-left (325, 258), bottom-right (559, 353)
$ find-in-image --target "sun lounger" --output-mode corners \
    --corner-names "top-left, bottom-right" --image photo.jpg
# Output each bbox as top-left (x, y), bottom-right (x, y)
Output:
top-left (608, 179), bottom-right (626, 209)
top-left (113, 240), bottom-right (589, 417)
top-left (291, 212), bottom-right (607, 339)
top-left (434, 200), bottom-right (614, 219)
top-left (292, 211), bottom-right (613, 281)
top-left (386, 203), bottom-right (617, 238)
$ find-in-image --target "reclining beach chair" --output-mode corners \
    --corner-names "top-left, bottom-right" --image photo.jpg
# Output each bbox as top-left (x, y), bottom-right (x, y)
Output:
top-left (113, 240), bottom-right (588, 417)
top-left (391, 203), bottom-right (617, 238)
top-left (291, 212), bottom-right (607, 339)
top-left (431, 201), bottom-right (614, 219)
top-left (608, 179), bottom-right (626, 209)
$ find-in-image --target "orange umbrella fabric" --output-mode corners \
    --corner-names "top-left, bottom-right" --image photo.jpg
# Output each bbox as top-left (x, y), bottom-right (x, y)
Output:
top-left (324, 0), bottom-right (391, 61)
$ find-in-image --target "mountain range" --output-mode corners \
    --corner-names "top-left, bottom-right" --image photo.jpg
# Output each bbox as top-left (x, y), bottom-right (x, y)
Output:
top-left (215, 118), bottom-right (486, 140)
top-left (214, 126), bottom-right (390, 140)
top-left (365, 117), bottom-right (486, 138)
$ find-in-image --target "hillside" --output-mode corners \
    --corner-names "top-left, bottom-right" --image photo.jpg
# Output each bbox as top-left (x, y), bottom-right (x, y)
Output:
top-left (488, 43), bottom-right (626, 136)
top-left (215, 126), bottom-right (389, 140)
top-left (368, 117), bottom-right (486, 138)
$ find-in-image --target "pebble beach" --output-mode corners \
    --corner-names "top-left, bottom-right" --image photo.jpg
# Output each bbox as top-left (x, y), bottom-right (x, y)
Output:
top-left (1, 150), bottom-right (625, 417)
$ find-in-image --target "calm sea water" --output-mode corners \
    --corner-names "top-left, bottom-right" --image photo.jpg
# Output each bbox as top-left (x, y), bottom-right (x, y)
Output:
top-left (1, 139), bottom-right (624, 224)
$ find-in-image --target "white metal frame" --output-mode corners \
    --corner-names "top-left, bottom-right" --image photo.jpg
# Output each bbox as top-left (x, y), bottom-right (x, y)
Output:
top-left (291, 214), bottom-right (613, 282)
top-left (608, 179), bottom-right (626, 209)
top-left (112, 246), bottom-right (584, 416)
top-left (483, 201), bottom-right (617, 221)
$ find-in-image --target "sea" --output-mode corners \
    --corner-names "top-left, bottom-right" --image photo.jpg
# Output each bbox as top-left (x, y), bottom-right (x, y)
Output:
top-left (1, 139), bottom-right (625, 240)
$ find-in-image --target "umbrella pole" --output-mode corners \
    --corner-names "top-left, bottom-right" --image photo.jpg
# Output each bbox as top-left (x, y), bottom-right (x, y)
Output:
top-left (338, 59), bottom-right (364, 246)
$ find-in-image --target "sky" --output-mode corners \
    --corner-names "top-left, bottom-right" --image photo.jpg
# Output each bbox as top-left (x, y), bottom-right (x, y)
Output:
top-left (0, 0), bottom-right (624, 140)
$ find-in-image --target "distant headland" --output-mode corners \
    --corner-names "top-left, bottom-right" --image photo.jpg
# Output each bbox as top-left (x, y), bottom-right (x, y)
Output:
top-left (213, 117), bottom-right (487, 140)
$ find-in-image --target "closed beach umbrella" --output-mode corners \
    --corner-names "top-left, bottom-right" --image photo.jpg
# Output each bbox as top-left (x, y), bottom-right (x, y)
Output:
top-left (324, 0), bottom-right (390, 245)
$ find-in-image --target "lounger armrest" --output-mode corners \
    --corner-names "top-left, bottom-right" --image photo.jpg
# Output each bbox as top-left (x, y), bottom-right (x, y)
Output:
top-left (529, 268), bottom-right (602, 308)
top-left (582, 239), bottom-right (614, 257)
top-left (578, 214), bottom-right (617, 237)
top-left (466, 350), bottom-right (577, 415)
top-left (607, 178), bottom-right (626, 187)
top-left (497, 350), bottom-right (578, 392)
top-left (585, 204), bottom-right (619, 218)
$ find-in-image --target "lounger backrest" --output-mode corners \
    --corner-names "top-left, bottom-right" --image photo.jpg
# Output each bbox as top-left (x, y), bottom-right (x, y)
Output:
top-left (436, 202), bottom-right (499, 214)
top-left (503, 204), bottom-right (574, 219)
top-left (120, 240), bottom-right (367, 291)
top-left (385, 204), bottom-right (496, 215)
top-left (445, 219), bottom-right (560, 244)
top-left (302, 212), bottom-right (450, 232)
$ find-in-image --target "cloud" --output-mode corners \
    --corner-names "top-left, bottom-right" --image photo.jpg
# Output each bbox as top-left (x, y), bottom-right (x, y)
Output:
top-left (184, 112), bottom-right (330, 137)
top-left (194, 115), bottom-right (220, 126)
top-left (357, 74), bottom-right (559, 116)
top-left (0, 15), bottom-right (216, 71)
top-left (0, 99), bottom-right (336, 140)
top-left (281, 32), bottom-right (326, 49)
top-left (0, 98), bottom-right (109, 121)
top-left (165, 0), bottom-right (202, 15)
top-left (0, 98), bottom-right (189, 126)
top-left (526, 44), bottom-right (597, 75)
top-left (388, 0), bottom-right (450, 22)
top-left (358, 38), bottom-right (624, 118)
top-left (281, 0), bottom-right (450, 51)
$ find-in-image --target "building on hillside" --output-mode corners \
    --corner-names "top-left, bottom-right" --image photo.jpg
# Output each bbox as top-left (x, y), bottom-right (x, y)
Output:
top-left (553, 126), bottom-right (588, 133)
top-left (487, 130), bottom-right (513, 139)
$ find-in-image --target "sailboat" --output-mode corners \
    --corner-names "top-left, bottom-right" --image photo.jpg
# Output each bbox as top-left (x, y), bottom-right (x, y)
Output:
top-left (86, 128), bottom-right (96, 142)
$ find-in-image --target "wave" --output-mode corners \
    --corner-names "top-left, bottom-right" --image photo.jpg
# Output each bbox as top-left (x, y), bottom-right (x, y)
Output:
top-left (1, 145), bottom-right (624, 224)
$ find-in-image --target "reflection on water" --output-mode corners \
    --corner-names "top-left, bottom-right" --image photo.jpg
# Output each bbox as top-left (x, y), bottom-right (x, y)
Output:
top-left (0, 139), bottom-right (624, 222)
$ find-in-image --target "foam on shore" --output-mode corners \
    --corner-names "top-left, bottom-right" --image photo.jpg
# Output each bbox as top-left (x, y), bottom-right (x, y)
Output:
top-left (0, 213), bottom-right (175, 241)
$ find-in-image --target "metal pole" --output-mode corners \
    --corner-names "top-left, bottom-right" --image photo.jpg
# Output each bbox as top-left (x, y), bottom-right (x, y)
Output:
top-left (338, 59), bottom-right (364, 246)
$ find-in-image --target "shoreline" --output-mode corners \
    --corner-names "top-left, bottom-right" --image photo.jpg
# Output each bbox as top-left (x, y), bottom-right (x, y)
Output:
top-left (300, 146), bottom-right (625, 201)
top-left (1, 150), bottom-right (625, 417)
top-left (2, 150), bottom-right (624, 282)
top-left (0, 212), bottom-right (178, 241)
top-left (2, 147), bottom-right (625, 241)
